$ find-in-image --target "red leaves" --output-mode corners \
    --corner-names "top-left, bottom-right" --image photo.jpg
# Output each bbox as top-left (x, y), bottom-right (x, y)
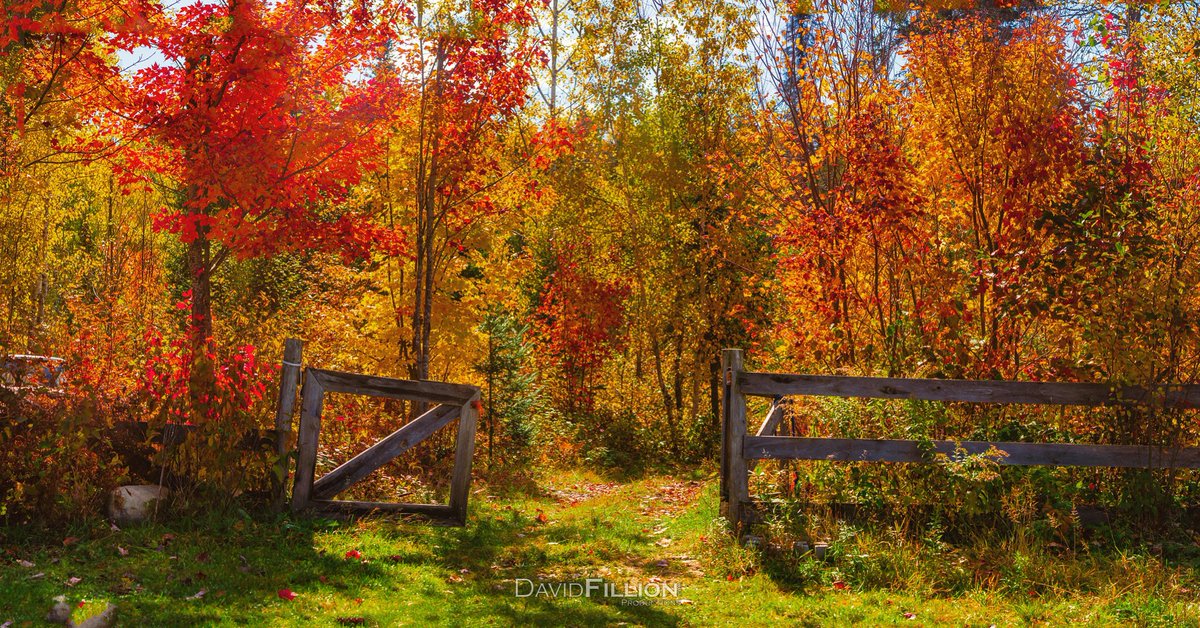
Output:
top-left (533, 249), bottom-right (630, 409)
top-left (832, 580), bottom-right (849, 591)
top-left (136, 330), bottom-right (271, 425)
top-left (277, 588), bottom-right (297, 601)
top-left (344, 550), bottom-right (362, 560)
top-left (118, 0), bottom-right (396, 263)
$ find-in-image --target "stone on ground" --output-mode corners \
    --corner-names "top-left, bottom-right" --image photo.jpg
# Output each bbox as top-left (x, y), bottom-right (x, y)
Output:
top-left (107, 485), bottom-right (169, 526)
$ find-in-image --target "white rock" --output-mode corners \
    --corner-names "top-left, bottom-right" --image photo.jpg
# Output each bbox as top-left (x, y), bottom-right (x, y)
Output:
top-left (46, 596), bottom-right (70, 624)
top-left (107, 485), bottom-right (169, 526)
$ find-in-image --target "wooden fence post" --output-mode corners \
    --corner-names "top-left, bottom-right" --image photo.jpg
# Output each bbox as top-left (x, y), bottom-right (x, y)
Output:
top-left (719, 351), bottom-right (730, 506)
top-left (272, 339), bottom-right (303, 511)
top-left (722, 348), bottom-right (749, 534)
top-left (291, 369), bottom-right (324, 512)
top-left (449, 392), bottom-right (481, 524)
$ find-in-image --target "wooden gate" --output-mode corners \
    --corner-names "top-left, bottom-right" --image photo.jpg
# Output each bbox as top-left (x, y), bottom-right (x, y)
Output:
top-left (274, 339), bottom-right (481, 524)
top-left (720, 348), bottom-right (1200, 533)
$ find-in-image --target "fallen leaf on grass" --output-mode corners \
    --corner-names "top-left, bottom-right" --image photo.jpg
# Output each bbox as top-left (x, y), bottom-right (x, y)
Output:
top-left (117, 546), bottom-right (128, 557)
top-left (187, 589), bottom-right (207, 600)
top-left (336, 618), bottom-right (365, 626)
top-left (29, 572), bottom-right (44, 580)
top-left (448, 574), bottom-right (464, 583)
top-left (62, 537), bottom-right (78, 547)
top-left (655, 538), bottom-right (672, 547)
top-left (535, 511), bottom-right (549, 524)
top-left (832, 581), bottom-right (848, 591)
top-left (677, 599), bottom-right (694, 605)
top-left (196, 552), bottom-right (210, 563)
top-left (903, 612), bottom-right (917, 620)
top-left (278, 589), bottom-right (297, 601)
top-left (16, 560), bottom-right (33, 568)
top-left (345, 550), bottom-right (362, 560)
top-left (65, 577), bottom-right (82, 587)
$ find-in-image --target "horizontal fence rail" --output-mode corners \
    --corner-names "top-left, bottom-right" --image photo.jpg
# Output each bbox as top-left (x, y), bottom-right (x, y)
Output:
top-left (739, 371), bottom-right (1200, 408)
top-left (720, 349), bottom-right (1200, 534)
top-left (305, 367), bottom-right (478, 405)
top-left (743, 436), bottom-right (1200, 468)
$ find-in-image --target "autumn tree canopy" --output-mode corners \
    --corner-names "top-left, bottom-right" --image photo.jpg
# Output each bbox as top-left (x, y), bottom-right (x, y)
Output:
top-left (4, 0), bottom-right (1200, 476)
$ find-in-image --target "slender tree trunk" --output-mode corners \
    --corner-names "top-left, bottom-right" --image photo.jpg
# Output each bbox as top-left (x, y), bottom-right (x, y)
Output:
top-left (409, 46), bottom-right (446, 387)
top-left (186, 223), bottom-right (215, 416)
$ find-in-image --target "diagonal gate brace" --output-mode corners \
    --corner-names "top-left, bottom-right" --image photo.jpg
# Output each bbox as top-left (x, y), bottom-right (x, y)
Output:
top-left (311, 404), bottom-right (459, 501)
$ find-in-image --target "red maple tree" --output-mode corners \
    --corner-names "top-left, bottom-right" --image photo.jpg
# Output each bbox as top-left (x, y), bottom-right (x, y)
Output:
top-left (110, 0), bottom-right (401, 399)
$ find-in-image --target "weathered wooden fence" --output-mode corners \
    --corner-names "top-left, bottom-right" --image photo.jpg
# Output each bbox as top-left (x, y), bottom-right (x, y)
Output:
top-left (0, 354), bottom-right (66, 391)
top-left (720, 348), bottom-right (1200, 533)
top-left (274, 339), bottom-right (482, 524)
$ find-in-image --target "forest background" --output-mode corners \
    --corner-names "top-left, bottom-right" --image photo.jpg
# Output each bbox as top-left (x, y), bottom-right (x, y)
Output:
top-left (4, 0), bottom-right (1200, 525)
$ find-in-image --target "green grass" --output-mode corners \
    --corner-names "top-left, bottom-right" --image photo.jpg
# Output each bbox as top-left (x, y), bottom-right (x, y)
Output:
top-left (2, 469), bottom-right (1200, 626)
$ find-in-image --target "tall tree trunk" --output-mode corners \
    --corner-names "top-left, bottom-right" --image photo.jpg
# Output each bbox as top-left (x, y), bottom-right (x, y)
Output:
top-left (409, 46), bottom-right (446, 387)
top-left (187, 224), bottom-right (215, 416)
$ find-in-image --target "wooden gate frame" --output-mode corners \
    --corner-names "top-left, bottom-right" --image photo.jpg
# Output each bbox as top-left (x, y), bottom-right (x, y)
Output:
top-left (274, 341), bottom-right (481, 524)
top-left (720, 348), bottom-right (1200, 533)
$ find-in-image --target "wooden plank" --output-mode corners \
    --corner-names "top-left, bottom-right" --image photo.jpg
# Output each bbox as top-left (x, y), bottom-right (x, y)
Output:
top-left (309, 368), bottom-right (477, 405)
top-left (743, 436), bottom-right (1200, 468)
top-left (748, 400), bottom-right (786, 473)
top-left (723, 349), bottom-right (750, 532)
top-left (308, 500), bottom-right (455, 519)
top-left (739, 372), bottom-right (1200, 408)
top-left (273, 338), bottom-right (303, 511)
top-left (449, 392), bottom-right (481, 524)
top-left (310, 404), bottom-right (459, 500)
top-left (756, 400), bottom-right (786, 437)
top-left (719, 352), bottom-right (731, 502)
top-left (290, 370), bottom-right (325, 512)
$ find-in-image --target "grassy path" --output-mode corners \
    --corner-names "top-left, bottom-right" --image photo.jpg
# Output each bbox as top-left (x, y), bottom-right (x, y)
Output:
top-left (2, 471), bottom-right (1199, 626)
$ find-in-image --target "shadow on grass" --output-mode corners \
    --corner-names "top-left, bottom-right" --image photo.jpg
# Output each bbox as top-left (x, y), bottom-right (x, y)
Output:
top-left (1, 498), bottom-right (683, 626)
